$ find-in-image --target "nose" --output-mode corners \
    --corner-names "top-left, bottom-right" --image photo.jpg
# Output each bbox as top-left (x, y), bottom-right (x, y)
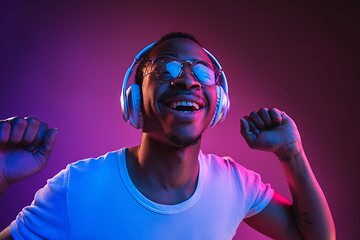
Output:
top-left (170, 64), bottom-right (201, 90)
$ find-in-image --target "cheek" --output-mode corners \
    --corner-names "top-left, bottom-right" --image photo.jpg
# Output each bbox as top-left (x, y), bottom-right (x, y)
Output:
top-left (141, 81), bottom-right (162, 114)
top-left (141, 87), bottom-right (155, 113)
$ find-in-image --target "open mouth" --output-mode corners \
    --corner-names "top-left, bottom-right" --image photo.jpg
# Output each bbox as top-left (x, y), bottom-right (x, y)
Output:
top-left (164, 101), bottom-right (203, 113)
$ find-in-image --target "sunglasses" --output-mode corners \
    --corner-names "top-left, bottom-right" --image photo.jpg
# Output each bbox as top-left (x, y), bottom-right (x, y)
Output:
top-left (145, 55), bottom-right (222, 86)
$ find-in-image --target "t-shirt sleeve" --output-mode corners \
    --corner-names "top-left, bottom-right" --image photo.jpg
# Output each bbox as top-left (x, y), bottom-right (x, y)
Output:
top-left (10, 167), bottom-right (71, 240)
top-left (243, 169), bottom-right (274, 218)
top-left (224, 157), bottom-right (274, 219)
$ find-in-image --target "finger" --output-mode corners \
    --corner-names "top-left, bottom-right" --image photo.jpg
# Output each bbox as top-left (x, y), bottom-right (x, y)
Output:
top-left (0, 121), bottom-right (11, 145)
top-left (8, 117), bottom-right (28, 145)
top-left (258, 108), bottom-right (273, 127)
top-left (240, 118), bottom-right (250, 137)
top-left (244, 116), bottom-right (260, 135)
top-left (269, 108), bottom-right (282, 125)
top-left (19, 117), bottom-right (41, 146)
top-left (240, 118), bottom-right (256, 145)
top-left (249, 111), bottom-right (266, 130)
top-left (27, 122), bottom-right (49, 152)
top-left (33, 128), bottom-right (58, 164)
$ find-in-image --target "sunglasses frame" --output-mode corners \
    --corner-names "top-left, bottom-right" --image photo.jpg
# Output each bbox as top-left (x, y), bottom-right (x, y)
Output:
top-left (144, 55), bottom-right (222, 86)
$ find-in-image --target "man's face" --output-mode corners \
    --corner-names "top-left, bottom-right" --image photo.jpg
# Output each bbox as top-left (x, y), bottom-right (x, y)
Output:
top-left (141, 38), bottom-right (218, 147)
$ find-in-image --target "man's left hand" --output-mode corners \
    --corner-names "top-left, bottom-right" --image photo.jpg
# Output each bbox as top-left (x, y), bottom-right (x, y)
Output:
top-left (240, 108), bottom-right (302, 156)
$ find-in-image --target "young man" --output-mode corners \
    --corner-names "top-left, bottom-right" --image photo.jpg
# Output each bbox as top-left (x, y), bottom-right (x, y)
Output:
top-left (0, 33), bottom-right (335, 239)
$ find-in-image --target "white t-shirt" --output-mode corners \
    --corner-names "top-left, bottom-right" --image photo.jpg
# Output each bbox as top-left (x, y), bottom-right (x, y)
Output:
top-left (10, 148), bottom-right (274, 240)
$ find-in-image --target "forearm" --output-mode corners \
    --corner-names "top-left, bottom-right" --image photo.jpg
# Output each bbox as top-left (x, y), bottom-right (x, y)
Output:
top-left (276, 143), bottom-right (335, 240)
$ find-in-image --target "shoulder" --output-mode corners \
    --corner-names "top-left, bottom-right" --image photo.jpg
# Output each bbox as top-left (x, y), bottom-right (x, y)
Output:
top-left (199, 151), bottom-right (273, 195)
top-left (199, 151), bottom-right (257, 179)
top-left (50, 148), bottom-right (126, 191)
top-left (199, 150), bottom-right (237, 168)
top-left (67, 148), bottom-right (125, 174)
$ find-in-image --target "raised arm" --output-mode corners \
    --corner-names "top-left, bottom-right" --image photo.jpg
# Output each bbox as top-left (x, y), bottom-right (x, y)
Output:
top-left (0, 117), bottom-right (57, 200)
top-left (240, 108), bottom-right (335, 240)
top-left (0, 117), bottom-right (57, 239)
top-left (0, 117), bottom-right (57, 199)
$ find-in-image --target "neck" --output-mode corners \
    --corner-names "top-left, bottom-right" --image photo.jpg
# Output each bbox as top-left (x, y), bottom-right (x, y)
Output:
top-left (126, 133), bottom-right (201, 204)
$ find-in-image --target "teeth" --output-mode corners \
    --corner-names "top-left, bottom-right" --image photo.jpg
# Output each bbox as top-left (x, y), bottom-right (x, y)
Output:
top-left (170, 101), bottom-right (200, 110)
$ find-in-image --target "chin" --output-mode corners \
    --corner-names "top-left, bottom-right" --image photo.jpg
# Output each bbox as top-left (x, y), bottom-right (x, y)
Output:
top-left (165, 133), bottom-right (202, 148)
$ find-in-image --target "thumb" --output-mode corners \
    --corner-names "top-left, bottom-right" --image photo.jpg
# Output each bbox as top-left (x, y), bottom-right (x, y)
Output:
top-left (34, 128), bottom-right (58, 162)
top-left (240, 118), bottom-right (250, 137)
top-left (240, 118), bottom-right (255, 145)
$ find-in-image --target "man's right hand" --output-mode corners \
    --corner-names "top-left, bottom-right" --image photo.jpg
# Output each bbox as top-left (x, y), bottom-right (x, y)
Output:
top-left (0, 117), bottom-right (58, 194)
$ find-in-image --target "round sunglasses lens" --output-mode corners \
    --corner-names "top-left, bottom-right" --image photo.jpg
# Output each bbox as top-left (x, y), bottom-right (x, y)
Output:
top-left (152, 57), bottom-right (181, 80)
top-left (193, 62), bottom-right (216, 85)
top-left (166, 61), bottom-right (181, 79)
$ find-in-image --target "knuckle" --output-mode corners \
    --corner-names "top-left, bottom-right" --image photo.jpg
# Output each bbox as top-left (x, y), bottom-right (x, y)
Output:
top-left (258, 107), bottom-right (268, 112)
top-left (27, 119), bottom-right (41, 131)
top-left (270, 109), bottom-right (278, 115)
top-left (25, 117), bottom-right (41, 125)
top-left (11, 117), bottom-right (28, 127)
top-left (39, 122), bottom-right (49, 130)
top-left (269, 107), bottom-right (277, 112)
top-left (250, 111), bottom-right (258, 117)
top-left (0, 121), bottom-right (11, 129)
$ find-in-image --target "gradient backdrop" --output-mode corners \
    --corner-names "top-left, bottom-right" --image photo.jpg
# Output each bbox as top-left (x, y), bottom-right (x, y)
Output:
top-left (1, 1), bottom-right (359, 239)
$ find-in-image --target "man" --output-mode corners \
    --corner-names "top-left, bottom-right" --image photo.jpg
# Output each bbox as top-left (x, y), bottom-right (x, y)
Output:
top-left (0, 32), bottom-right (335, 239)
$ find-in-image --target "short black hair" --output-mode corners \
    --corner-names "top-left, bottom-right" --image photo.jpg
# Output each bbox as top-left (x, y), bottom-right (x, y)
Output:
top-left (134, 32), bottom-right (202, 88)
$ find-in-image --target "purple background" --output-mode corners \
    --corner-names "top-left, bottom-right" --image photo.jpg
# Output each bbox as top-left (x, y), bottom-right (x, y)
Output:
top-left (0, 1), bottom-right (359, 239)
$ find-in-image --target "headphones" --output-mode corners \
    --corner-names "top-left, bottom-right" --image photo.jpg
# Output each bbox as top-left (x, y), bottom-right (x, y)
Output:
top-left (121, 42), bottom-right (230, 129)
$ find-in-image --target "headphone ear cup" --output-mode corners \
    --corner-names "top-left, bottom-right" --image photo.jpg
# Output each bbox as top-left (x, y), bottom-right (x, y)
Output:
top-left (208, 86), bottom-right (229, 128)
top-left (126, 84), bottom-right (143, 129)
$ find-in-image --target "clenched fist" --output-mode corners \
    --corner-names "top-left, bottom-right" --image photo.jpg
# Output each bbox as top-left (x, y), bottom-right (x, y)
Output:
top-left (240, 108), bottom-right (302, 157)
top-left (0, 117), bottom-right (58, 192)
